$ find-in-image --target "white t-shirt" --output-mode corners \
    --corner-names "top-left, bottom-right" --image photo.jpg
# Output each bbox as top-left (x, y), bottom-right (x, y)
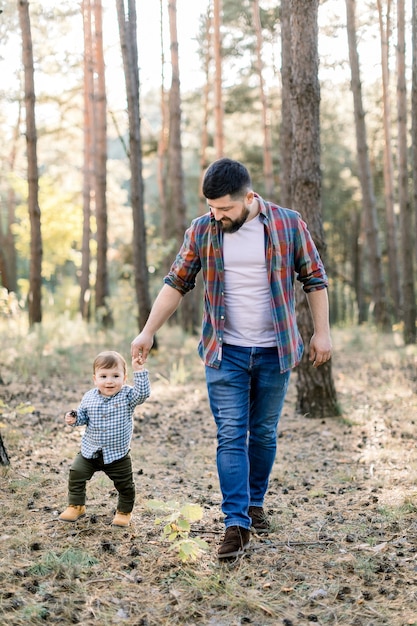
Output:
top-left (223, 215), bottom-right (276, 347)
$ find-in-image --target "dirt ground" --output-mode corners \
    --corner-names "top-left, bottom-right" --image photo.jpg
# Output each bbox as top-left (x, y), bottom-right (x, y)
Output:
top-left (1, 326), bottom-right (417, 625)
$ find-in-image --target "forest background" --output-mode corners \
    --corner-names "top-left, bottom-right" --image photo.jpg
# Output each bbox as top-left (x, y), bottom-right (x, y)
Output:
top-left (1, 0), bottom-right (416, 417)
top-left (1, 1), bottom-right (417, 624)
top-left (1, 0), bottom-right (416, 336)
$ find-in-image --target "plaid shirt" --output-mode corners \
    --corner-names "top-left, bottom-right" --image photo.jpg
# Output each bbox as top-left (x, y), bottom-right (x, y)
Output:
top-left (73, 370), bottom-right (150, 464)
top-left (164, 194), bottom-right (328, 373)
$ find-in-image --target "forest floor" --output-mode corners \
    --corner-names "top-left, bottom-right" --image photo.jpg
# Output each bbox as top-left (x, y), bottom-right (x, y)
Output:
top-left (1, 323), bottom-right (417, 626)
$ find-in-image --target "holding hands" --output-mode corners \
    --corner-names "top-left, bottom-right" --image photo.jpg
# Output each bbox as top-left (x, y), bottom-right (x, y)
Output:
top-left (131, 354), bottom-right (145, 372)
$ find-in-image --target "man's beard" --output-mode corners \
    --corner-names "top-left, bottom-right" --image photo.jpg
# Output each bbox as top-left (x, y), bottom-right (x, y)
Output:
top-left (218, 206), bottom-right (250, 233)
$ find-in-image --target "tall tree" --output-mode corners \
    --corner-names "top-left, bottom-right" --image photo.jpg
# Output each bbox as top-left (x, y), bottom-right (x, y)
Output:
top-left (166, 0), bottom-right (187, 245)
top-left (280, 0), bottom-right (292, 208)
top-left (80, 0), bottom-right (93, 320)
top-left (345, 0), bottom-right (389, 329)
top-left (413, 0), bottom-right (417, 264)
top-left (397, 0), bottom-right (416, 344)
top-left (0, 105), bottom-right (20, 293)
top-left (213, 0), bottom-right (224, 158)
top-left (18, 0), bottom-right (42, 326)
top-left (92, 0), bottom-right (112, 326)
top-left (252, 0), bottom-right (274, 198)
top-left (377, 0), bottom-right (401, 319)
top-left (288, 0), bottom-right (338, 417)
top-left (116, 0), bottom-right (152, 332)
top-left (157, 0), bottom-right (168, 217)
top-left (167, 0), bottom-right (197, 332)
top-left (198, 6), bottom-right (212, 212)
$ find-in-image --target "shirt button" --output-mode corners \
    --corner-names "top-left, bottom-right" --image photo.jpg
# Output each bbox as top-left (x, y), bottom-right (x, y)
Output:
top-left (220, 315), bottom-right (224, 320)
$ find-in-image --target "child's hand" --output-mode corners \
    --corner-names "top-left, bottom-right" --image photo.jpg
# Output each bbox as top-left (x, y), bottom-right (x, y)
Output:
top-left (64, 410), bottom-right (77, 425)
top-left (132, 355), bottom-right (144, 372)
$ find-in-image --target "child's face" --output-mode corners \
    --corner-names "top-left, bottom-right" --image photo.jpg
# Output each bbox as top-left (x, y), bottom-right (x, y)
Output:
top-left (93, 365), bottom-right (127, 396)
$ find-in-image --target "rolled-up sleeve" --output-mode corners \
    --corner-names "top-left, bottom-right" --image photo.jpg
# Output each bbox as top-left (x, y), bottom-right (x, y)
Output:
top-left (294, 216), bottom-right (328, 293)
top-left (164, 222), bottom-right (202, 295)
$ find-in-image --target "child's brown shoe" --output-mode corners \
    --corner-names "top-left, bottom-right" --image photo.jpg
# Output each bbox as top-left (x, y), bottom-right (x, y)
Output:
top-left (59, 505), bottom-right (86, 522)
top-left (112, 511), bottom-right (132, 527)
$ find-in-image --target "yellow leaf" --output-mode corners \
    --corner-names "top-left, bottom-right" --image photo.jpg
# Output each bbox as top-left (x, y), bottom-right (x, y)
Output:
top-left (180, 503), bottom-right (203, 522)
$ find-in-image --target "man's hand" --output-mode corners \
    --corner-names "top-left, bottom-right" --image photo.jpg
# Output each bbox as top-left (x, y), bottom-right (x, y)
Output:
top-left (131, 285), bottom-right (183, 364)
top-left (131, 331), bottom-right (154, 364)
top-left (309, 332), bottom-right (332, 368)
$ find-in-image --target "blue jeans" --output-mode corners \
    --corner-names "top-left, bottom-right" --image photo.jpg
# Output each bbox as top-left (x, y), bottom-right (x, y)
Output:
top-left (205, 344), bottom-right (291, 529)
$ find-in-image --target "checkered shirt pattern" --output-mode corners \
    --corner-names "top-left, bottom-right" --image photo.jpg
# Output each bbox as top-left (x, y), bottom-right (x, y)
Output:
top-left (164, 194), bottom-right (328, 373)
top-left (73, 370), bottom-right (151, 464)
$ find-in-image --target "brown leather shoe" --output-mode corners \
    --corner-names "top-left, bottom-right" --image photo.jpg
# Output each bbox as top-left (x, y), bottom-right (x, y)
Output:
top-left (112, 511), bottom-right (132, 527)
top-left (218, 526), bottom-right (250, 559)
top-left (59, 505), bottom-right (86, 522)
top-left (249, 506), bottom-right (270, 534)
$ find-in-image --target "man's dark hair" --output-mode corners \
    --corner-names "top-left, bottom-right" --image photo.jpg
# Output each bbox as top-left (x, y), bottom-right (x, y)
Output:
top-left (202, 158), bottom-right (251, 200)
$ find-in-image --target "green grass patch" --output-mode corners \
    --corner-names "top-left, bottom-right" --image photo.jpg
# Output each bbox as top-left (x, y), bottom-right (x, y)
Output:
top-left (28, 548), bottom-right (98, 577)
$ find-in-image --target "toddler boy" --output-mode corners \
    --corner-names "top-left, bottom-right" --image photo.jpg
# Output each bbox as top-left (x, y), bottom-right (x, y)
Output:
top-left (59, 350), bottom-right (150, 527)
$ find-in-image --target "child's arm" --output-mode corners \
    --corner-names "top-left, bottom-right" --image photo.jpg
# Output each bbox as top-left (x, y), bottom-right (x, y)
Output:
top-left (64, 401), bottom-right (89, 426)
top-left (130, 356), bottom-right (151, 405)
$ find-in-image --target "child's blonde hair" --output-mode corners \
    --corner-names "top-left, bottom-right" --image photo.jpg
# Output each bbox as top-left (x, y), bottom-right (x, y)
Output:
top-left (93, 351), bottom-right (127, 375)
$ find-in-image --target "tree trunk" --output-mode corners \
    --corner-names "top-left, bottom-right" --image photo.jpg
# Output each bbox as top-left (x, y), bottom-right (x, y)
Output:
top-left (345, 0), bottom-right (389, 329)
top-left (199, 6), bottom-right (212, 214)
top-left (80, 0), bottom-right (93, 320)
top-left (93, 0), bottom-right (112, 327)
top-left (116, 0), bottom-right (152, 333)
top-left (213, 0), bottom-right (224, 158)
top-left (413, 0), bottom-right (417, 266)
top-left (351, 208), bottom-right (367, 323)
top-left (165, 0), bottom-right (197, 333)
top-left (279, 0), bottom-right (292, 209)
top-left (18, 0), bottom-right (42, 326)
top-left (252, 0), bottom-right (274, 198)
top-left (0, 433), bottom-right (10, 466)
top-left (185, 7), bottom-right (214, 337)
top-left (289, 0), bottom-right (339, 418)
top-left (376, 0), bottom-right (401, 320)
top-left (164, 0), bottom-right (186, 249)
top-left (397, 0), bottom-right (416, 344)
top-left (157, 0), bottom-right (168, 219)
top-left (0, 103), bottom-right (20, 292)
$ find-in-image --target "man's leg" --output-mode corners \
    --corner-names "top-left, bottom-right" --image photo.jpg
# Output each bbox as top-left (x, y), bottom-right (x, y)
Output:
top-left (205, 344), bottom-right (252, 530)
top-left (248, 348), bottom-right (291, 507)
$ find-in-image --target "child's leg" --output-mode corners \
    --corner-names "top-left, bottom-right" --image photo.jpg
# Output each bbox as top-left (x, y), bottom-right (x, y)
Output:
top-left (104, 453), bottom-right (135, 513)
top-left (68, 452), bottom-right (96, 505)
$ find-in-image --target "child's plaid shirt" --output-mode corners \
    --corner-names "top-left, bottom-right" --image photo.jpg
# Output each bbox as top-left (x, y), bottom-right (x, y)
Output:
top-left (73, 370), bottom-right (150, 464)
top-left (164, 194), bottom-right (328, 373)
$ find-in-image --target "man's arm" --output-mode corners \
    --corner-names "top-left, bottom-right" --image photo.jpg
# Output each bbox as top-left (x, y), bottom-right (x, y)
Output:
top-left (305, 288), bottom-right (332, 368)
top-left (131, 284), bottom-right (183, 362)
